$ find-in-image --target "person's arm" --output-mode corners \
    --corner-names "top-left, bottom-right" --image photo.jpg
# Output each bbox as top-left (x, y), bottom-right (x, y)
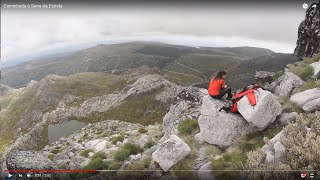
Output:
top-left (221, 80), bottom-right (227, 89)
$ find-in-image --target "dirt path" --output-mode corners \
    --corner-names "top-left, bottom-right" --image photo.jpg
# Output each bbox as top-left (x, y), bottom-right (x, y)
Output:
top-left (174, 59), bottom-right (207, 81)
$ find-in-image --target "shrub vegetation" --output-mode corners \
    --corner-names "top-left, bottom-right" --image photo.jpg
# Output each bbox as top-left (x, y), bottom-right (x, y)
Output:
top-left (178, 119), bottom-right (199, 135)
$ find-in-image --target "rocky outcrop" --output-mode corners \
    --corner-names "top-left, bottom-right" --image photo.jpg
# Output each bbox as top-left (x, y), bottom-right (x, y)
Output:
top-left (198, 95), bottom-right (254, 148)
top-left (47, 74), bottom-right (182, 124)
top-left (237, 88), bottom-right (282, 130)
top-left (152, 135), bottom-right (191, 172)
top-left (163, 87), bottom-right (281, 148)
top-left (163, 87), bottom-right (206, 137)
top-left (294, 2), bottom-right (320, 58)
top-left (6, 151), bottom-right (57, 170)
top-left (290, 88), bottom-right (320, 112)
top-left (254, 71), bottom-right (275, 84)
top-left (0, 84), bottom-right (13, 96)
top-left (5, 120), bottom-right (162, 174)
top-left (2, 114), bottom-right (49, 159)
top-left (268, 72), bottom-right (304, 97)
top-left (262, 131), bottom-right (285, 163)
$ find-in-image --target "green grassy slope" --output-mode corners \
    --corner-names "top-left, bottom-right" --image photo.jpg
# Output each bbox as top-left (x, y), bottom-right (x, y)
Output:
top-left (2, 42), bottom-right (276, 89)
top-left (0, 67), bottom-right (172, 155)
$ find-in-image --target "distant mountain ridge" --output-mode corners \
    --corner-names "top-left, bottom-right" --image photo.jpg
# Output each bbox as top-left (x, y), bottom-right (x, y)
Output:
top-left (2, 42), bottom-right (297, 89)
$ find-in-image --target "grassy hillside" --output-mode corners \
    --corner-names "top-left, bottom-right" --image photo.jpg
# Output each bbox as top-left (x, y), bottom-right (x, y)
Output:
top-left (0, 67), bottom-right (173, 155)
top-left (2, 42), bottom-right (276, 89)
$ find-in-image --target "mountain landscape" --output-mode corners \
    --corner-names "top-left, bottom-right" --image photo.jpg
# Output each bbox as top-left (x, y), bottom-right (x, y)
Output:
top-left (2, 42), bottom-right (296, 90)
top-left (1, 2), bottom-right (320, 180)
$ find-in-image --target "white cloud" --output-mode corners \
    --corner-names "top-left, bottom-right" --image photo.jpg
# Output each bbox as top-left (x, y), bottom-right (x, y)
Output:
top-left (1, 6), bottom-right (304, 63)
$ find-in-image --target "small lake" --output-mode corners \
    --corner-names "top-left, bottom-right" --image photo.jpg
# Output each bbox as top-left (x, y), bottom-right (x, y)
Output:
top-left (48, 120), bottom-right (86, 143)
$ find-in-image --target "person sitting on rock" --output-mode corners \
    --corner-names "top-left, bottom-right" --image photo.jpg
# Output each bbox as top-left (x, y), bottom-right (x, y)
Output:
top-left (208, 70), bottom-right (232, 99)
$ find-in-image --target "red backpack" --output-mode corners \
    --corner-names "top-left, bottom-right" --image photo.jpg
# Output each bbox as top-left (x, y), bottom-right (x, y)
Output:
top-left (219, 84), bottom-right (262, 113)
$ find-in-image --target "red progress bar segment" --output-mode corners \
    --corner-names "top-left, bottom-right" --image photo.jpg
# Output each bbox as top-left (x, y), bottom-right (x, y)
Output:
top-left (5, 170), bottom-right (97, 173)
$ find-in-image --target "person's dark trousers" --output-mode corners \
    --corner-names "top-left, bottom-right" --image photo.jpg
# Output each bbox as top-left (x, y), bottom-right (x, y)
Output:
top-left (210, 87), bottom-right (232, 99)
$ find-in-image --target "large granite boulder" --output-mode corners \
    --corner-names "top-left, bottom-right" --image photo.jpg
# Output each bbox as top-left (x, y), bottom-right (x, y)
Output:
top-left (262, 131), bottom-right (285, 163)
top-left (198, 95), bottom-right (254, 148)
top-left (152, 135), bottom-right (191, 172)
top-left (238, 88), bottom-right (282, 130)
top-left (302, 98), bottom-right (320, 112)
top-left (163, 87), bottom-right (283, 149)
top-left (269, 72), bottom-right (304, 97)
top-left (290, 88), bottom-right (320, 112)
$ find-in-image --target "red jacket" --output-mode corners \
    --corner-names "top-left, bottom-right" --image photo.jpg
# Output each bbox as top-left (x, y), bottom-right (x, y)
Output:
top-left (208, 79), bottom-right (225, 96)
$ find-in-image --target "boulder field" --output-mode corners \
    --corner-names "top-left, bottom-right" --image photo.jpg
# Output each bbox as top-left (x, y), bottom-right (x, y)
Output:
top-left (153, 86), bottom-right (282, 171)
top-left (3, 86), bottom-right (284, 175)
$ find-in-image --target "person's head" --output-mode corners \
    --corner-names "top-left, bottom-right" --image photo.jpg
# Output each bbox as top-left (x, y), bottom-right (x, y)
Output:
top-left (214, 70), bottom-right (227, 80)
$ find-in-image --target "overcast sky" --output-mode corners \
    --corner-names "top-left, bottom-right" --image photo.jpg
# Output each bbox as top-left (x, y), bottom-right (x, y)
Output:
top-left (0, 2), bottom-right (312, 63)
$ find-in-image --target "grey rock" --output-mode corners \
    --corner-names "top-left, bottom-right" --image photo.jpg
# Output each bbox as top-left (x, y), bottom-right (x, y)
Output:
top-left (88, 152), bottom-right (94, 157)
top-left (116, 141), bottom-right (123, 146)
top-left (155, 84), bottom-right (184, 103)
top-left (129, 153), bottom-right (142, 162)
top-left (84, 139), bottom-right (107, 152)
top-left (311, 61), bottom-right (320, 77)
top-left (6, 151), bottom-right (57, 170)
top-left (194, 133), bottom-right (205, 144)
top-left (316, 71), bottom-right (320, 80)
top-left (302, 98), bottom-right (320, 112)
top-left (198, 95), bottom-right (254, 148)
top-left (290, 88), bottom-right (320, 106)
top-left (0, 161), bottom-right (8, 179)
top-left (197, 162), bottom-right (215, 180)
top-left (269, 72), bottom-right (305, 97)
top-left (238, 88), bottom-right (282, 130)
top-left (290, 88), bottom-right (320, 112)
top-left (152, 135), bottom-right (191, 172)
top-left (163, 87), bottom-right (205, 137)
top-left (254, 71), bottom-right (275, 84)
top-left (194, 147), bottom-right (208, 170)
top-left (138, 135), bottom-right (149, 148)
top-left (46, 74), bottom-right (180, 124)
top-left (262, 131), bottom-right (285, 163)
top-left (67, 152), bottom-right (75, 158)
top-left (80, 159), bottom-right (90, 167)
top-left (277, 112), bottom-right (298, 125)
top-left (0, 84), bottom-right (13, 96)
